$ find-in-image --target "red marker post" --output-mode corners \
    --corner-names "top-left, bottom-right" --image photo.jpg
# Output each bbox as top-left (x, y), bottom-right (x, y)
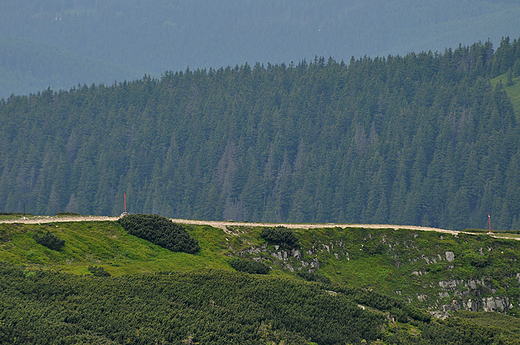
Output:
top-left (488, 214), bottom-right (492, 234)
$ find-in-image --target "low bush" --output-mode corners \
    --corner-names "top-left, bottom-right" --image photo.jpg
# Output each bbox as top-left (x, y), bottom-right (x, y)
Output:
top-left (88, 265), bottom-right (111, 277)
top-left (228, 257), bottom-right (270, 274)
top-left (33, 231), bottom-right (65, 251)
top-left (364, 242), bottom-right (385, 255)
top-left (260, 226), bottom-right (298, 248)
top-left (296, 271), bottom-right (331, 284)
top-left (118, 214), bottom-right (199, 254)
top-left (462, 250), bottom-right (490, 268)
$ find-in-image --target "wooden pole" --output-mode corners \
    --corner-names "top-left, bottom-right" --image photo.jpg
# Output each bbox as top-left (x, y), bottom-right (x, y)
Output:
top-left (488, 214), bottom-right (492, 234)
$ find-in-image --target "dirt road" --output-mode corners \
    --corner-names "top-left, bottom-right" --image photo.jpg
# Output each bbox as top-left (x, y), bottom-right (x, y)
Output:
top-left (3, 215), bottom-right (518, 239)
top-left (168, 218), bottom-right (465, 235)
top-left (0, 215), bottom-right (120, 224)
top-left (0, 215), bottom-right (461, 235)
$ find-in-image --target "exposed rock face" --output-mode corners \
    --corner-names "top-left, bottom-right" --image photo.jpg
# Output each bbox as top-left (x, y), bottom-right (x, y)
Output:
top-left (271, 251), bottom-right (287, 261)
top-left (430, 310), bottom-right (450, 319)
top-left (465, 299), bottom-right (479, 311)
top-left (445, 251), bottom-right (455, 262)
top-left (481, 297), bottom-right (512, 312)
top-left (435, 278), bottom-right (515, 314)
top-left (438, 280), bottom-right (463, 289)
top-left (239, 245), bottom-right (319, 273)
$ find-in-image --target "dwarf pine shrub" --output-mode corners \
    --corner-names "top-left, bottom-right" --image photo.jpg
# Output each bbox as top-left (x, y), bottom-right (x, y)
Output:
top-left (118, 214), bottom-right (199, 254)
top-left (33, 231), bottom-right (65, 251)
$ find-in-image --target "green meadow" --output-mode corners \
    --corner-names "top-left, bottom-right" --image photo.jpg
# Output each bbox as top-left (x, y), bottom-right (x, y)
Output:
top-left (0, 221), bottom-right (236, 276)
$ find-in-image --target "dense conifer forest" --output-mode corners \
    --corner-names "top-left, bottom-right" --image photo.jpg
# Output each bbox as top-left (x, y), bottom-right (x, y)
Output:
top-left (1, 38), bottom-right (520, 229)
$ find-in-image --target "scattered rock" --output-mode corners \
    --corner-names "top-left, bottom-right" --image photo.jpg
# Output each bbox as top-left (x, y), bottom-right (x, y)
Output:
top-left (417, 294), bottom-right (428, 301)
top-left (438, 279), bottom-right (463, 289)
top-left (292, 249), bottom-right (302, 260)
top-left (430, 310), bottom-right (450, 320)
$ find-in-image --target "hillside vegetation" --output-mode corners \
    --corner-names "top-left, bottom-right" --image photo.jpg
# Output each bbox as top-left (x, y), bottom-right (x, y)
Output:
top-left (2, 38), bottom-right (520, 229)
top-left (3, 263), bottom-right (508, 345)
top-left (0, 221), bottom-right (230, 276)
top-left (3, 219), bottom-right (520, 343)
top-left (4, 219), bottom-right (520, 315)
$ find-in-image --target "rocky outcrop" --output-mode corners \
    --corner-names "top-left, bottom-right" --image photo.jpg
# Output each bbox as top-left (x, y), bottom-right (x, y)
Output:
top-left (434, 277), bottom-right (515, 314)
top-left (232, 227), bottom-right (520, 316)
top-left (238, 245), bottom-right (320, 272)
top-left (481, 297), bottom-right (512, 312)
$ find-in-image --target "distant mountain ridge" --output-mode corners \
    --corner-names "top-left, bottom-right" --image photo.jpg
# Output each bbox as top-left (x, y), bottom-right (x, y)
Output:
top-left (1, 0), bottom-right (520, 98)
top-left (0, 35), bottom-right (141, 99)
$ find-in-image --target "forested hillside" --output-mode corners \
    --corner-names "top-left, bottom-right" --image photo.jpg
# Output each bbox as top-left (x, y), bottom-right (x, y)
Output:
top-left (2, 0), bottom-right (520, 98)
top-left (1, 38), bottom-right (520, 229)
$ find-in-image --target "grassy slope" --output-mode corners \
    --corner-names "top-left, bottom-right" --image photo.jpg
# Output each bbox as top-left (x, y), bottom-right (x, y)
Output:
top-left (4, 219), bottom-right (520, 342)
top-left (4, 220), bottom-right (520, 310)
top-left (292, 227), bottom-right (520, 307)
top-left (491, 72), bottom-right (520, 118)
top-left (0, 221), bottom-right (235, 276)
